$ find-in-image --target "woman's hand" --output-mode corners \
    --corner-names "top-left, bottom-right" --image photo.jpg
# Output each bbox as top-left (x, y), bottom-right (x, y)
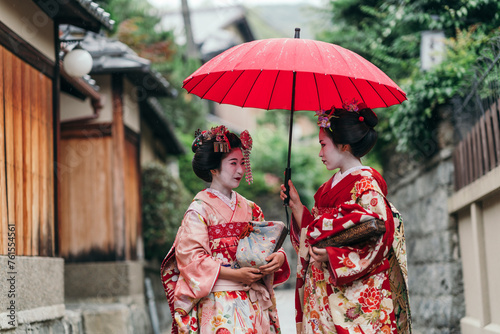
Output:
top-left (280, 179), bottom-right (304, 227)
top-left (219, 266), bottom-right (263, 285)
top-left (259, 251), bottom-right (285, 275)
top-left (236, 267), bottom-right (264, 285)
top-left (309, 246), bottom-right (329, 267)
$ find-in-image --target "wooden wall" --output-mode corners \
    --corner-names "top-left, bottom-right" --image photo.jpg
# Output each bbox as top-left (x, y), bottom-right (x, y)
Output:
top-left (0, 46), bottom-right (55, 256)
top-left (58, 124), bottom-right (142, 262)
top-left (124, 131), bottom-right (141, 260)
top-left (58, 124), bottom-right (115, 261)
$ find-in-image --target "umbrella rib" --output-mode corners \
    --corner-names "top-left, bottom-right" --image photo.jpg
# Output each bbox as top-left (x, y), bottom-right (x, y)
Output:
top-left (369, 80), bottom-right (407, 106)
top-left (366, 80), bottom-right (389, 107)
top-left (200, 71), bottom-right (227, 100)
top-left (348, 77), bottom-right (366, 105)
top-left (183, 74), bottom-right (207, 93)
top-left (387, 84), bottom-right (407, 103)
top-left (329, 75), bottom-right (343, 105)
top-left (220, 70), bottom-right (245, 105)
top-left (313, 73), bottom-right (321, 110)
top-left (242, 70), bottom-right (262, 108)
top-left (267, 70), bottom-right (280, 110)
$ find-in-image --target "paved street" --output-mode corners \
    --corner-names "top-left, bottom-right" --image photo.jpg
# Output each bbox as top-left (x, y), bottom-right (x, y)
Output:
top-left (276, 288), bottom-right (297, 333)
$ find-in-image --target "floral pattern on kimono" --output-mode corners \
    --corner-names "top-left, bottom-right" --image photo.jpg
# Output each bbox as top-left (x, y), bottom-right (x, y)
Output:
top-left (290, 167), bottom-right (411, 334)
top-left (161, 189), bottom-right (291, 334)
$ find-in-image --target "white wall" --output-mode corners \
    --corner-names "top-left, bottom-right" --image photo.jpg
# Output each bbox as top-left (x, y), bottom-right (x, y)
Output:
top-left (0, 0), bottom-right (54, 61)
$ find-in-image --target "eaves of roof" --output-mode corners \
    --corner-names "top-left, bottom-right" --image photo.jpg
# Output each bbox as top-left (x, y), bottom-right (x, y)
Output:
top-left (79, 32), bottom-right (176, 97)
top-left (33, 0), bottom-right (114, 32)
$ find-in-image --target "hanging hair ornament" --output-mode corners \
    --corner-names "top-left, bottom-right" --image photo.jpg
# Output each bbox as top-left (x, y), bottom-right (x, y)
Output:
top-left (239, 130), bottom-right (253, 184)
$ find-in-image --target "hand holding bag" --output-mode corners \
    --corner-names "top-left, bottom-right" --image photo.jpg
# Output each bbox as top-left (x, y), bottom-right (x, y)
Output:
top-left (313, 218), bottom-right (386, 248)
top-left (236, 221), bottom-right (288, 268)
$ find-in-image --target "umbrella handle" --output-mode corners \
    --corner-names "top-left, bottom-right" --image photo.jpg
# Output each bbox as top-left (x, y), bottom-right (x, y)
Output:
top-left (284, 167), bottom-right (291, 206)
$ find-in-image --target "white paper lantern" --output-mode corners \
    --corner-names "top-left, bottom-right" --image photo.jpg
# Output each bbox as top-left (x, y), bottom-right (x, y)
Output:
top-left (63, 47), bottom-right (93, 77)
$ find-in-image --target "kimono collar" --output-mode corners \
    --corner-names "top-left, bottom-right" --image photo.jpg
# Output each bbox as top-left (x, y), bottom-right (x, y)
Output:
top-left (331, 165), bottom-right (370, 189)
top-left (206, 188), bottom-right (237, 210)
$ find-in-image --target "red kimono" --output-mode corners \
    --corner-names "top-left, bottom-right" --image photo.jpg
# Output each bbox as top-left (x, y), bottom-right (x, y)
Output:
top-left (291, 167), bottom-right (411, 334)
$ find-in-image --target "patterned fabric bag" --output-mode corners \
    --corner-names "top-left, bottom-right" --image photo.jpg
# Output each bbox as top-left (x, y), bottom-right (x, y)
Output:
top-left (236, 221), bottom-right (288, 268)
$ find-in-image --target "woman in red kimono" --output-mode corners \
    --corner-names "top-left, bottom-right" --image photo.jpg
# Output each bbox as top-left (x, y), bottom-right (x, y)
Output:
top-left (161, 126), bottom-right (290, 334)
top-left (281, 100), bottom-right (411, 334)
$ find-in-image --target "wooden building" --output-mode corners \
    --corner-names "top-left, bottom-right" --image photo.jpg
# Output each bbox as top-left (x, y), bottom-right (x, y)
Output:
top-left (0, 1), bottom-right (183, 332)
top-left (58, 29), bottom-right (182, 264)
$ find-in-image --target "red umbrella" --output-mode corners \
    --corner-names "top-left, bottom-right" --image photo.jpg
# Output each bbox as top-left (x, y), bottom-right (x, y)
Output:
top-left (183, 29), bottom-right (406, 203)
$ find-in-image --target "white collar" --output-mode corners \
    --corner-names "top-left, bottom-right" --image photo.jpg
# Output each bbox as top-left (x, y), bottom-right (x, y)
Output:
top-left (207, 188), bottom-right (237, 210)
top-left (331, 165), bottom-right (370, 189)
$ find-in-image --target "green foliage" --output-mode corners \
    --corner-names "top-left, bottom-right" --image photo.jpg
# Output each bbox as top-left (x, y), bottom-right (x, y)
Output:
top-left (141, 162), bottom-right (193, 261)
top-left (319, 0), bottom-right (500, 158)
top-left (390, 27), bottom-right (495, 153)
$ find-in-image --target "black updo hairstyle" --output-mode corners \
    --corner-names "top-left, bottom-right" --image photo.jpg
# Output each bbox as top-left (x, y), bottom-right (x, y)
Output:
top-left (325, 105), bottom-right (378, 158)
top-left (191, 130), bottom-right (242, 183)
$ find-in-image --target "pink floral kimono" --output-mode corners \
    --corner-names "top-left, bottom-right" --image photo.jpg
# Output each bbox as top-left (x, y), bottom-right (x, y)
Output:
top-left (291, 166), bottom-right (411, 334)
top-left (161, 188), bottom-right (291, 334)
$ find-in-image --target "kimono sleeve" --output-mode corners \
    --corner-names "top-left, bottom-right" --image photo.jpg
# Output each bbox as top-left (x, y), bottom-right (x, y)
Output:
top-left (174, 209), bottom-right (221, 303)
top-left (325, 189), bottom-right (395, 286)
top-left (290, 205), bottom-right (314, 254)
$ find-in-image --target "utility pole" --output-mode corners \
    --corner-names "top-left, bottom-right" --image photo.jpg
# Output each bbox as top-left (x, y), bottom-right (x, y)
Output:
top-left (181, 0), bottom-right (199, 59)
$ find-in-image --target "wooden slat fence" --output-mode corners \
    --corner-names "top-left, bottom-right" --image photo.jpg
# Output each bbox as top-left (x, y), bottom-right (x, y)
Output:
top-left (0, 45), bottom-right (55, 256)
top-left (454, 99), bottom-right (500, 190)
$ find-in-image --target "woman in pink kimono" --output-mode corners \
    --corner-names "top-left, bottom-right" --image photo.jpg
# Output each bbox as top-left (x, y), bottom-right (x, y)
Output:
top-left (281, 101), bottom-right (411, 334)
top-left (161, 126), bottom-right (290, 334)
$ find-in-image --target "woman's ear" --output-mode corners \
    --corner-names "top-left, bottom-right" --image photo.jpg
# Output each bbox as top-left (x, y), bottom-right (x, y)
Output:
top-left (341, 144), bottom-right (352, 153)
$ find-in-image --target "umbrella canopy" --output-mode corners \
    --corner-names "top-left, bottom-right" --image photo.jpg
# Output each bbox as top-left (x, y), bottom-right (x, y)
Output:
top-left (183, 37), bottom-right (407, 111)
top-left (183, 31), bottom-right (407, 209)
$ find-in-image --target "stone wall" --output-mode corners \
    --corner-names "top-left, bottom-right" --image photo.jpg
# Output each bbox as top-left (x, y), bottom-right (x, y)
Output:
top-left (0, 259), bottom-right (154, 334)
top-left (387, 148), bottom-right (465, 334)
top-left (0, 256), bottom-right (65, 332)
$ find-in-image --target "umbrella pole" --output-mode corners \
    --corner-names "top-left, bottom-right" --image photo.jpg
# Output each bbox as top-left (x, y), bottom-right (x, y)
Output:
top-left (284, 70), bottom-right (296, 210)
top-left (283, 28), bottom-right (300, 231)
top-left (284, 28), bottom-right (300, 208)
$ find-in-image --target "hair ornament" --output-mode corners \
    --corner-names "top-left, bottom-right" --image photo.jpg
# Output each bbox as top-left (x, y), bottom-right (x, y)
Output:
top-left (239, 130), bottom-right (253, 184)
top-left (342, 98), bottom-right (368, 113)
top-left (193, 125), bottom-right (231, 152)
top-left (315, 99), bottom-right (371, 129)
top-left (315, 108), bottom-right (336, 128)
top-left (193, 129), bottom-right (203, 150)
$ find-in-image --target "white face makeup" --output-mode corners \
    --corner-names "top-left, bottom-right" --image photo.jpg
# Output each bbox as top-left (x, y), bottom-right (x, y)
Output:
top-left (318, 129), bottom-right (353, 172)
top-left (210, 148), bottom-right (245, 197)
